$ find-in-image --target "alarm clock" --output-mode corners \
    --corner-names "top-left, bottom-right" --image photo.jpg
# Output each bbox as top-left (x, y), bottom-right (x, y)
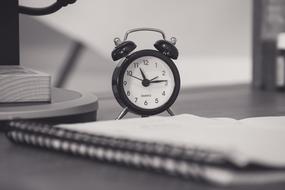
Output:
top-left (111, 28), bottom-right (180, 119)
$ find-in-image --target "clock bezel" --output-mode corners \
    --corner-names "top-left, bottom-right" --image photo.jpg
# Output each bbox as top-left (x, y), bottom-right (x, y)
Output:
top-left (112, 49), bottom-right (180, 116)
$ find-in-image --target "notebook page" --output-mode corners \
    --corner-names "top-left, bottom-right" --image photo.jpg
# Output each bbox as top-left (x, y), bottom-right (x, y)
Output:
top-left (237, 116), bottom-right (285, 167)
top-left (58, 114), bottom-right (285, 168)
top-left (59, 114), bottom-right (241, 150)
top-left (240, 116), bottom-right (285, 129)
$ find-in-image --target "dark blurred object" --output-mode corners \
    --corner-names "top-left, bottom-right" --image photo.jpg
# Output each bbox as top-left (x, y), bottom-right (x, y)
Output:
top-left (0, 0), bottom-right (19, 66)
top-left (253, 0), bottom-right (285, 91)
top-left (0, 0), bottom-right (76, 66)
top-left (19, 0), bottom-right (77, 16)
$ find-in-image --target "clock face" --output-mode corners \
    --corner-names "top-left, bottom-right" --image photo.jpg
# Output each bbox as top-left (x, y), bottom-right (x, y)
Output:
top-left (122, 56), bottom-right (175, 110)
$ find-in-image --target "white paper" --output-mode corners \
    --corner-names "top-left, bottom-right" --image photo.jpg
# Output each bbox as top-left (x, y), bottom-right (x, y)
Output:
top-left (58, 114), bottom-right (285, 168)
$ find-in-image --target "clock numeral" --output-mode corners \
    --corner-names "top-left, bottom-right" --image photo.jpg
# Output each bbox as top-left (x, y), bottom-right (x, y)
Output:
top-left (143, 59), bottom-right (149, 65)
top-left (144, 100), bottom-right (148, 105)
top-left (155, 98), bottom-right (159, 104)
top-left (162, 91), bottom-right (166, 96)
top-left (134, 97), bottom-right (138, 102)
top-left (127, 91), bottom-right (131, 96)
top-left (155, 62), bottom-right (158, 68)
top-left (123, 81), bottom-right (127, 85)
top-left (127, 70), bottom-right (132, 76)
top-left (134, 62), bottom-right (139, 68)
top-left (165, 81), bottom-right (168, 86)
top-left (162, 70), bottom-right (166, 76)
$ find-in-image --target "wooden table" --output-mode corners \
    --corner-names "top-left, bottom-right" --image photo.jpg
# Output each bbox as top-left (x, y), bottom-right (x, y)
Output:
top-left (1, 84), bottom-right (285, 190)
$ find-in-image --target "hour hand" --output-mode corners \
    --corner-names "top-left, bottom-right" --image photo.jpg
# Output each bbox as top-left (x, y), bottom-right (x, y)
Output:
top-left (150, 76), bottom-right (159, 81)
top-left (139, 68), bottom-right (147, 80)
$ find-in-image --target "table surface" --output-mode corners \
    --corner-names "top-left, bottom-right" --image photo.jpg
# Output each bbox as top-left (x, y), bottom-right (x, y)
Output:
top-left (1, 84), bottom-right (285, 190)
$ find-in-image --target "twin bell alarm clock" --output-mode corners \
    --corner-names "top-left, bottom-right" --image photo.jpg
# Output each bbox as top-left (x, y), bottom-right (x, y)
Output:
top-left (111, 28), bottom-right (181, 119)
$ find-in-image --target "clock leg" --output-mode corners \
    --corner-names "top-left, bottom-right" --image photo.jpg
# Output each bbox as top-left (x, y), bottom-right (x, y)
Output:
top-left (166, 108), bottom-right (175, 116)
top-left (116, 108), bottom-right (128, 120)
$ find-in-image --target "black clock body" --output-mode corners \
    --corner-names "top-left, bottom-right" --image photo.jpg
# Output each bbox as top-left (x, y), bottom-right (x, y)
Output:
top-left (112, 49), bottom-right (180, 116)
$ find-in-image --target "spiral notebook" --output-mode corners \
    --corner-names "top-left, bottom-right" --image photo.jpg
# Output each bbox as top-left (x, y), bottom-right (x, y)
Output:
top-left (6, 114), bottom-right (285, 186)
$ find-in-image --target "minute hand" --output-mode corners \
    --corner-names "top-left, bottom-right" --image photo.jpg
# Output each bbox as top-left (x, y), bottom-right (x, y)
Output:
top-left (150, 80), bottom-right (168, 83)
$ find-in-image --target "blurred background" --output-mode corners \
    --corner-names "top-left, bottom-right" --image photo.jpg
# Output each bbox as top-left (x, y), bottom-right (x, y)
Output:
top-left (19, 0), bottom-right (252, 96)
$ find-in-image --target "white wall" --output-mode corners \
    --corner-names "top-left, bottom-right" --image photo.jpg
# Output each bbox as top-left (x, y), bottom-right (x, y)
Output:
top-left (20, 0), bottom-right (252, 88)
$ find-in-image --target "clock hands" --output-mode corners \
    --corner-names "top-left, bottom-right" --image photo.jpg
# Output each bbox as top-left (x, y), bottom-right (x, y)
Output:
top-left (128, 74), bottom-right (143, 81)
top-left (139, 68), bottom-right (147, 80)
top-left (139, 68), bottom-right (152, 87)
top-left (150, 76), bottom-right (159, 81)
top-left (128, 68), bottom-right (168, 86)
top-left (150, 80), bottom-right (168, 83)
top-left (150, 76), bottom-right (167, 83)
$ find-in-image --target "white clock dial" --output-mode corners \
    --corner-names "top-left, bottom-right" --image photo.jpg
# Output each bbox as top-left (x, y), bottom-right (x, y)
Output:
top-left (123, 56), bottom-right (175, 109)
